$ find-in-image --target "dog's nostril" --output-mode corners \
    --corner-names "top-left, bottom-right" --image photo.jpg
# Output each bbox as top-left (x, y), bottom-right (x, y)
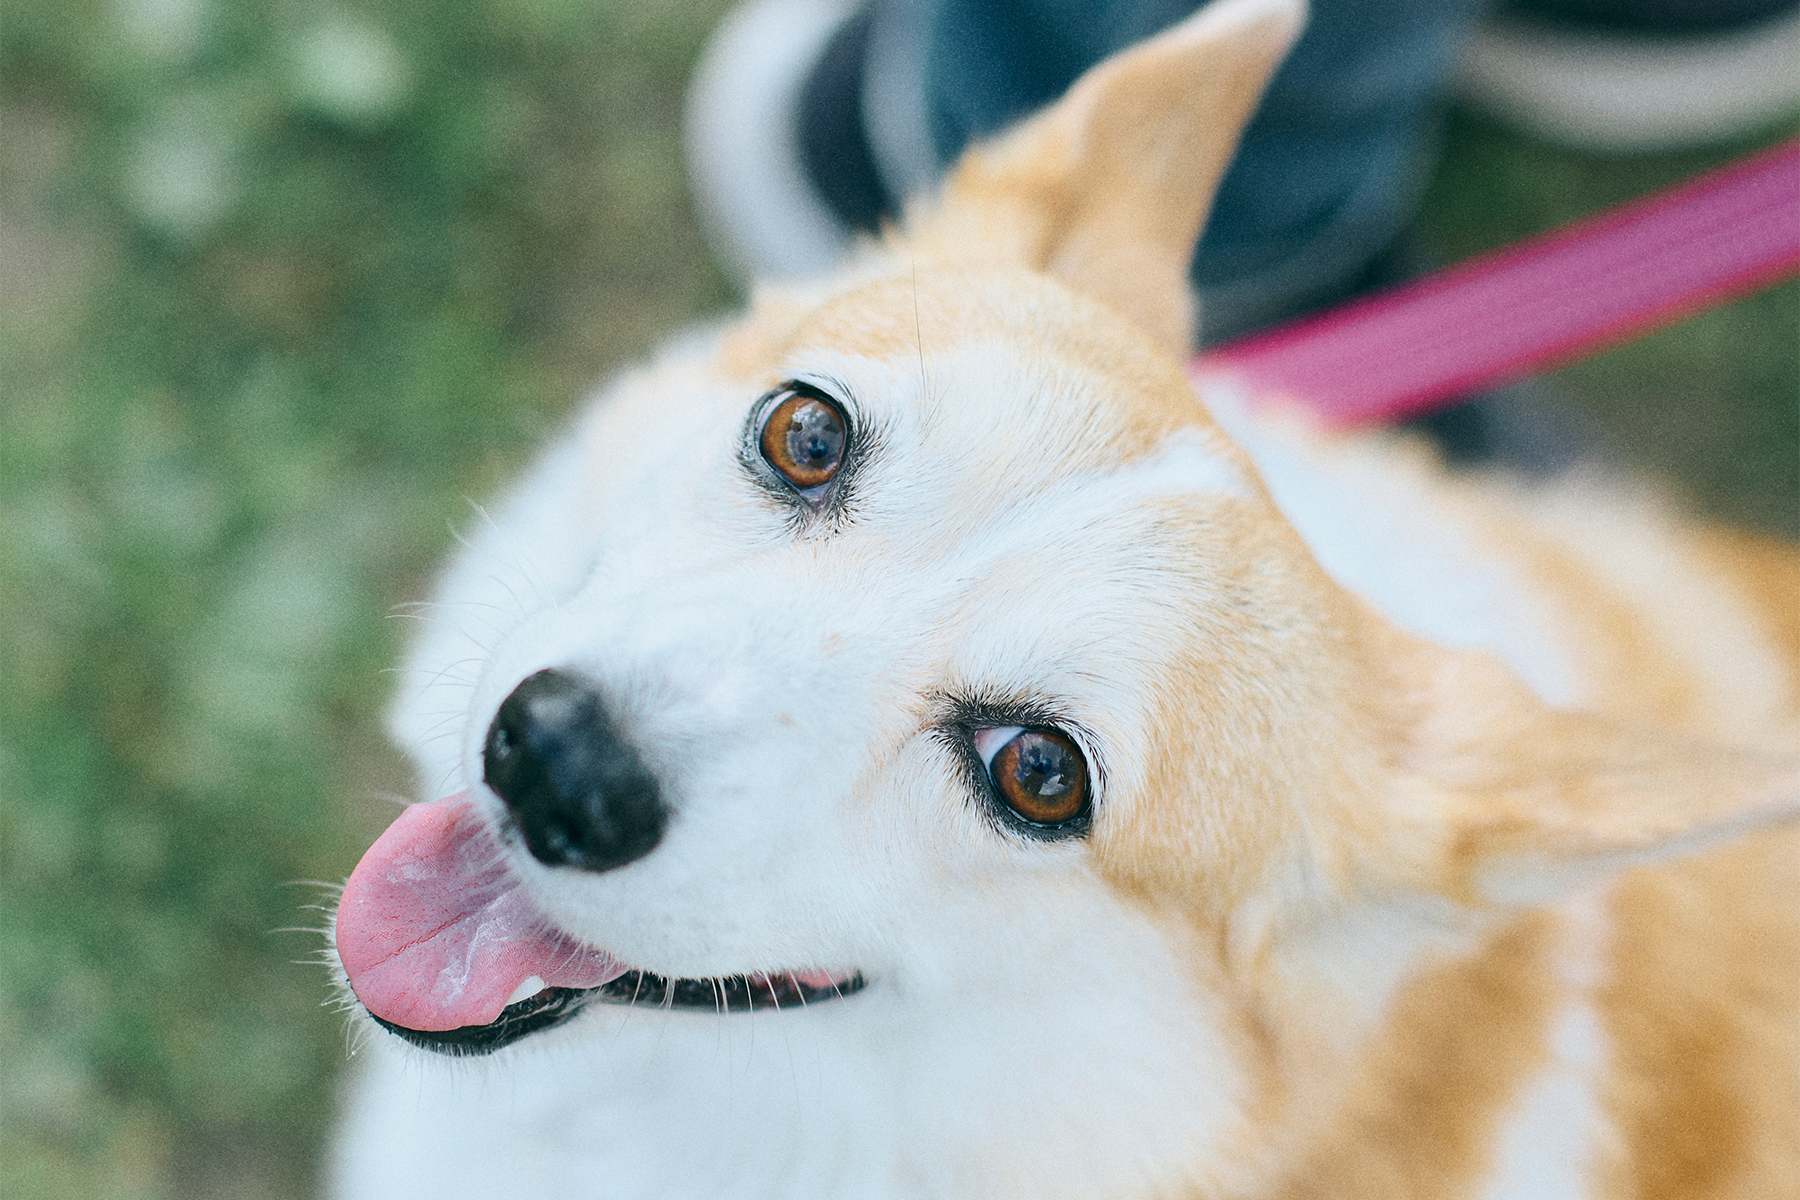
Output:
top-left (542, 820), bottom-right (578, 860)
top-left (483, 669), bottom-right (667, 873)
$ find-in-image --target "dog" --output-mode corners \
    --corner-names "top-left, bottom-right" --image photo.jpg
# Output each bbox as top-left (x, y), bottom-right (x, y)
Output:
top-left (328, 1), bottom-right (1800, 1195)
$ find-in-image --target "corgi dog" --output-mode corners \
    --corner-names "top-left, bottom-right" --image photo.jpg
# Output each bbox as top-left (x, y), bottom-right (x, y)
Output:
top-left (328, 1), bottom-right (1800, 1196)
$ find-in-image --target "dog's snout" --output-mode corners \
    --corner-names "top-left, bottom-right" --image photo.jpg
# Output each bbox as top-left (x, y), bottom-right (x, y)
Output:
top-left (484, 669), bottom-right (666, 873)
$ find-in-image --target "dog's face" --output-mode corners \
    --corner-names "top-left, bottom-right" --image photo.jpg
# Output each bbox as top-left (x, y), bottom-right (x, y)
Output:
top-left (342, 266), bottom-right (1317, 1187)
top-left (335, 1), bottom-right (1799, 1193)
top-left (361, 267), bottom-right (1307, 996)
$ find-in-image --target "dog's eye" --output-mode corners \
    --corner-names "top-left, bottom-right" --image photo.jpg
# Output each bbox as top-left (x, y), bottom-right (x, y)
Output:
top-left (978, 727), bottom-right (1089, 827)
top-left (760, 387), bottom-right (846, 492)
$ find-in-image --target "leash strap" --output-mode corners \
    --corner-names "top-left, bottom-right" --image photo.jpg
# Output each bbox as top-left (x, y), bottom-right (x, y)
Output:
top-left (1195, 135), bottom-right (1800, 427)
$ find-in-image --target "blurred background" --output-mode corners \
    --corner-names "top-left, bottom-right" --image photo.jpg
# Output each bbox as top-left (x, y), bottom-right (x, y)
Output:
top-left (0, 1), bottom-right (1793, 1197)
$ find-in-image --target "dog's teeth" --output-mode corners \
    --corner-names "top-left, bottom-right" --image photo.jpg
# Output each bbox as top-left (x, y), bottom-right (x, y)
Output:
top-left (506, 976), bottom-right (548, 1006)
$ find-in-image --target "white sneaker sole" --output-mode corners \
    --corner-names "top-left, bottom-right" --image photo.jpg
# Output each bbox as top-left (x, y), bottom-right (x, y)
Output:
top-left (684, 0), bottom-right (858, 284)
top-left (1458, 8), bottom-right (1800, 153)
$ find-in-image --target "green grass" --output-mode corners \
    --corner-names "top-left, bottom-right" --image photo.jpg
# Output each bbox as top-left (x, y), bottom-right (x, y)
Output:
top-left (1423, 110), bottom-right (1798, 536)
top-left (2, 2), bottom-right (731, 1195)
top-left (1, 4), bottom-right (1794, 1197)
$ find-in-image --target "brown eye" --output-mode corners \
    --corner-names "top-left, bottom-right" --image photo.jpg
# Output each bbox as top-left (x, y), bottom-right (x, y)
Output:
top-left (989, 729), bottom-right (1089, 827)
top-left (759, 388), bottom-right (846, 491)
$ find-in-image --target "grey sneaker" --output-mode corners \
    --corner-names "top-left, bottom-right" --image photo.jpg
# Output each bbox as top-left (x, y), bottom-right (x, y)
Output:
top-left (684, 0), bottom-right (864, 284)
top-left (1458, 2), bottom-right (1800, 151)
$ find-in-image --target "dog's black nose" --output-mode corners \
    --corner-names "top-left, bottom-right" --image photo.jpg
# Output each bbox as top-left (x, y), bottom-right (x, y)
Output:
top-left (484, 669), bottom-right (666, 873)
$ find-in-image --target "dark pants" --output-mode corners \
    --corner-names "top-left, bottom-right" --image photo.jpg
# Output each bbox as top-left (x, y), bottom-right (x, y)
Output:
top-left (914, 0), bottom-right (1499, 337)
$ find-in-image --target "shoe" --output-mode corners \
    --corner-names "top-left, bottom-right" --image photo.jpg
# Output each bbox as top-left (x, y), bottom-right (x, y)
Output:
top-left (682, 0), bottom-right (1432, 332)
top-left (1457, 1), bottom-right (1800, 152)
top-left (684, 0), bottom-right (866, 284)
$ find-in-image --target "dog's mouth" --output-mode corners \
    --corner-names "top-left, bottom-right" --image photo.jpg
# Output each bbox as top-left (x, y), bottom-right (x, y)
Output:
top-left (336, 794), bottom-right (863, 1056)
top-left (372, 969), bottom-right (868, 1056)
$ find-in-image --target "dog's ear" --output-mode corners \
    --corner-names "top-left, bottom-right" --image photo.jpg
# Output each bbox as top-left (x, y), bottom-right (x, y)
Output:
top-left (907, 0), bottom-right (1304, 354)
top-left (1374, 641), bottom-right (1800, 909)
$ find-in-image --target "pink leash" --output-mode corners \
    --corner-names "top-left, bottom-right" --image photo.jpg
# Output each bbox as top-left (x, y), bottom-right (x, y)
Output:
top-left (1195, 135), bottom-right (1800, 427)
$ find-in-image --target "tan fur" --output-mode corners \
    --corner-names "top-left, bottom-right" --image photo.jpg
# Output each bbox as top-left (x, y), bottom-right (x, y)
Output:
top-left (1268, 913), bottom-right (1564, 1200)
top-left (693, 3), bottom-right (1800, 1194)
top-left (1702, 527), bottom-right (1800, 682)
top-left (1599, 840), bottom-right (1800, 1200)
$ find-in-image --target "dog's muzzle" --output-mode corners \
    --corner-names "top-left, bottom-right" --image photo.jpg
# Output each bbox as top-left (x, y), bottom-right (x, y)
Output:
top-left (337, 672), bottom-right (865, 1052)
top-left (484, 668), bottom-right (668, 873)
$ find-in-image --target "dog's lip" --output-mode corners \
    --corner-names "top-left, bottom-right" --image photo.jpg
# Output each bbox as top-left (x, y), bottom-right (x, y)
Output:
top-left (370, 969), bottom-right (869, 1056)
top-left (337, 792), bottom-right (864, 1041)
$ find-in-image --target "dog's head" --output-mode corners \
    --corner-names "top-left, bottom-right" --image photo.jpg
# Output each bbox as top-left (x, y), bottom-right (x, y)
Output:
top-left (335, 0), bottom-right (1799, 1187)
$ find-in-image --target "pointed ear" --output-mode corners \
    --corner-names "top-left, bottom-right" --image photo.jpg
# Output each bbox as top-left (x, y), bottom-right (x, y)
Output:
top-left (1379, 643), bottom-right (1800, 909)
top-left (907, 0), bottom-right (1304, 355)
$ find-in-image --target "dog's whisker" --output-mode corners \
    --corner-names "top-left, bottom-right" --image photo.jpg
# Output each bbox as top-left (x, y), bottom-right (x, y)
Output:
top-left (417, 715), bottom-right (466, 742)
top-left (360, 789), bottom-right (414, 809)
top-left (445, 516), bottom-right (480, 552)
top-left (415, 735), bottom-right (464, 760)
top-left (464, 497), bottom-right (501, 533)
top-left (429, 764), bottom-right (462, 799)
top-left (415, 713), bottom-right (471, 740)
top-left (436, 598), bottom-right (518, 618)
top-left (445, 609), bottom-right (510, 644)
top-left (471, 548), bottom-right (554, 613)
top-left (396, 654), bottom-right (487, 677)
top-left (910, 255), bottom-right (928, 396)
top-left (483, 573), bottom-right (533, 626)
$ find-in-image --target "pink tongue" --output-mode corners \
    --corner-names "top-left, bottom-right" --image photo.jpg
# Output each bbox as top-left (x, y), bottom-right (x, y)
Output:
top-left (336, 793), bottom-right (627, 1031)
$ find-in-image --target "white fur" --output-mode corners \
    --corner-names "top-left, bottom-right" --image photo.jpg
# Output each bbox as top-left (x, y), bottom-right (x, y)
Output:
top-left (335, 888), bottom-right (1251, 1199)
top-left (1480, 893), bottom-right (1613, 1200)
